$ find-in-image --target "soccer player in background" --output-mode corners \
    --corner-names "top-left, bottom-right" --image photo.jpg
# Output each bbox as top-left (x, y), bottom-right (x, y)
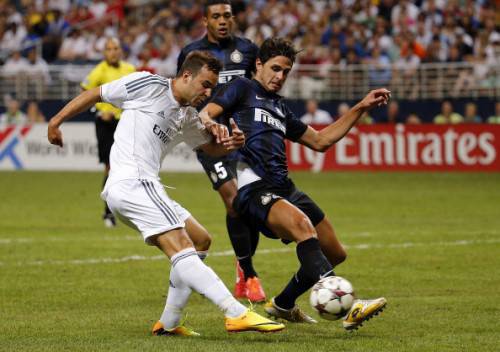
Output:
top-left (48, 51), bottom-right (284, 336)
top-left (199, 38), bottom-right (388, 330)
top-left (81, 38), bottom-right (135, 228)
top-left (177, 0), bottom-right (265, 302)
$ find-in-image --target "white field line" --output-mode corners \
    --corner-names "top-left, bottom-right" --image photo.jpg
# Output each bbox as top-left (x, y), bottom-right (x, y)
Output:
top-left (0, 238), bottom-right (499, 267)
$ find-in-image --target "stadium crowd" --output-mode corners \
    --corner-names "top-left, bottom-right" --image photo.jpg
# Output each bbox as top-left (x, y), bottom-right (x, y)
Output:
top-left (0, 0), bottom-right (499, 124)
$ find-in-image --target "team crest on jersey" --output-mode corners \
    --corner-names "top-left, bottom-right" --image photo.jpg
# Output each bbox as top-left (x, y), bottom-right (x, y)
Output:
top-left (230, 49), bottom-right (243, 63)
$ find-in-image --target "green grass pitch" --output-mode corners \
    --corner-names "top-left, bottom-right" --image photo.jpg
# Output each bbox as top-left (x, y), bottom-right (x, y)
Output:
top-left (1, 171), bottom-right (499, 351)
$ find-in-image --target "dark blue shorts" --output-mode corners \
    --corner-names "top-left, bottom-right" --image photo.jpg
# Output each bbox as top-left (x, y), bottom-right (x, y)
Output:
top-left (233, 180), bottom-right (325, 241)
top-left (196, 150), bottom-right (237, 190)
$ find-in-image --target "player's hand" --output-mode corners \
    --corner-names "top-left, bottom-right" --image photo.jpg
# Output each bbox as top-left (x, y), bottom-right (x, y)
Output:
top-left (221, 118), bottom-right (245, 150)
top-left (47, 120), bottom-right (63, 147)
top-left (359, 88), bottom-right (391, 110)
top-left (100, 112), bottom-right (114, 122)
top-left (205, 120), bottom-right (229, 144)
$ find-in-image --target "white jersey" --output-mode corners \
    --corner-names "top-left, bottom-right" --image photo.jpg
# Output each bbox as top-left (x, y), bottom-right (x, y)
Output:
top-left (100, 71), bottom-right (211, 193)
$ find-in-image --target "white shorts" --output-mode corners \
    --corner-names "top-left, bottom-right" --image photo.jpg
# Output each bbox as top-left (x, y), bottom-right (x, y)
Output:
top-left (102, 179), bottom-right (191, 245)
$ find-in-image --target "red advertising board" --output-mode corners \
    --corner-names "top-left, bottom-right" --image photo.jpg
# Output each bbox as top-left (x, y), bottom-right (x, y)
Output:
top-left (287, 124), bottom-right (500, 171)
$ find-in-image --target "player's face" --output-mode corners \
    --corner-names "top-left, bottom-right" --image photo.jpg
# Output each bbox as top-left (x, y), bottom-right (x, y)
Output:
top-left (204, 4), bottom-right (233, 42)
top-left (185, 66), bottom-right (218, 107)
top-left (255, 56), bottom-right (293, 93)
top-left (104, 40), bottom-right (122, 65)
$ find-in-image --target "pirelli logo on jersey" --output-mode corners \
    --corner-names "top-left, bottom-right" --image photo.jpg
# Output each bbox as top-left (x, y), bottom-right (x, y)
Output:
top-left (153, 124), bottom-right (176, 144)
top-left (218, 69), bottom-right (245, 84)
top-left (254, 108), bottom-right (286, 134)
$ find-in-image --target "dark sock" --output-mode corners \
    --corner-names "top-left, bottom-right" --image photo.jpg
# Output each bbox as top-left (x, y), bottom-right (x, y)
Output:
top-left (226, 214), bottom-right (257, 279)
top-left (249, 226), bottom-right (260, 257)
top-left (274, 237), bottom-right (334, 309)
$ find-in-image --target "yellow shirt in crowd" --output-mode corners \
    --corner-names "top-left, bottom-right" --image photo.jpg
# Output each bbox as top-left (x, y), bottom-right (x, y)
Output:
top-left (81, 61), bottom-right (135, 119)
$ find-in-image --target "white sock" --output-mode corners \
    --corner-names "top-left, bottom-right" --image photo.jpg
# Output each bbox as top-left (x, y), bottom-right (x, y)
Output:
top-left (159, 249), bottom-right (211, 328)
top-left (172, 247), bottom-right (246, 318)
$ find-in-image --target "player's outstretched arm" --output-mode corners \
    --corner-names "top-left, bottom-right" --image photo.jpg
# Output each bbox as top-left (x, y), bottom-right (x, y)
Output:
top-left (199, 119), bottom-right (245, 157)
top-left (199, 102), bottom-right (226, 143)
top-left (298, 88), bottom-right (391, 152)
top-left (48, 87), bottom-right (102, 147)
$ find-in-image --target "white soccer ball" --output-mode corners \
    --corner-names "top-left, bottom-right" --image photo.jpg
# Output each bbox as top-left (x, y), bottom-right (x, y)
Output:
top-left (309, 276), bottom-right (355, 320)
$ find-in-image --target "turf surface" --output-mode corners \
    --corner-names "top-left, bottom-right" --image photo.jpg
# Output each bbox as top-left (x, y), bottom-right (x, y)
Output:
top-left (1, 171), bottom-right (499, 351)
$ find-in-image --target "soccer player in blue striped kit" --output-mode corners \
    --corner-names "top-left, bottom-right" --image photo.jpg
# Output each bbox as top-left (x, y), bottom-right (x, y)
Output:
top-left (178, 0), bottom-right (266, 302)
top-left (199, 38), bottom-right (389, 330)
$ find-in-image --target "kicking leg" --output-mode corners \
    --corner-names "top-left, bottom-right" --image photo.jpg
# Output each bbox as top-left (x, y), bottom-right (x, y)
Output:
top-left (152, 229), bottom-right (283, 334)
top-left (264, 200), bottom-right (334, 323)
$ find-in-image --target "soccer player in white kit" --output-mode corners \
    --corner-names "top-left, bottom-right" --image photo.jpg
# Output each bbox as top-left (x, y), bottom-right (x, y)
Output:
top-left (47, 51), bottom-right (284, 336)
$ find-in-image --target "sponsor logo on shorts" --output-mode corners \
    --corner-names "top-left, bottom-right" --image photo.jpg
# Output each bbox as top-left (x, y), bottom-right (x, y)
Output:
top-left (261, 192), bottom-right (280, 205)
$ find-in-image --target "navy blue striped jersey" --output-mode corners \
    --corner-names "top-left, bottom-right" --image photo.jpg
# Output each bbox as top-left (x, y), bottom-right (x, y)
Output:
top-left (177, 35), bottom-right (258, 85)
top-left (211, 77), bottom-right (308, 188)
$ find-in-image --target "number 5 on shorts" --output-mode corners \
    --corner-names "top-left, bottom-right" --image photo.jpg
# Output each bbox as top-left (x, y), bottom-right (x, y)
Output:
top-left (214, 161), bottom-right (228, 179)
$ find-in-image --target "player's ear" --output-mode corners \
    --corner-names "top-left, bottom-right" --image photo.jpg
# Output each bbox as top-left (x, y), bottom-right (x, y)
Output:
top-left (182, 70), bottom-right (193, 83)
top-left (255, 58), bottom-right (263, 72)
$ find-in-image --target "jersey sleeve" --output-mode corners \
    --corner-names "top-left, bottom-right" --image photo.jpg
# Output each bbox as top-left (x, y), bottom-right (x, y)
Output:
top-left (285, 109), bottom-right (308, 141)
top-left (100, 71), bottom-right (154, 108)
top-left (210, 78), bottom-right (246, 111)
top-left (182, 109), bottom-right (212, 150)
top-left (81, 65), bottom-right (102, 90)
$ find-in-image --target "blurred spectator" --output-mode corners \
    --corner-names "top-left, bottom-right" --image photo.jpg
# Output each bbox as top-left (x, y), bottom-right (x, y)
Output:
top-left (149, 42), bottom-right (179, 78)
top-left (463, 102), bottom-right (482, 123)
top-left (405, 113), bottom-right (422, 124)
top-left (487, 102), bottom-right (500, 124)
top-left (25, 48), bottom-right (51, 84)
top-left (434, 101), bottom-right (464, 124)
top-left (358, 111), bottom-right (375, 124)
top-left (0, 21), bottom-right (27, 52)
top-left (365, 46), bottom-right (391, 87)
top-left (0, 98), bottom-right (27, 125)
top-left (26, 101), bottom-right (46, 123)
top-left (1, 51), bottom-right (29, 77)
top-left (300, 99), bottom-right (333, 125)
top-left (385, 101), bottom-right (403, 124)
top-left (58, 28), bottom-right (88, 61)
top-left (337, 102), bottom-right (350, 118)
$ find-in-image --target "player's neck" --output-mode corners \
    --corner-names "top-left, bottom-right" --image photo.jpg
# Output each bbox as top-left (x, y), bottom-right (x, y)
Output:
top-left (206, 33), bottom-right (231, 46)
top-left (171, 79), bottom-right (187, 106)
top-left (107, 61), bottom-right (120, 68)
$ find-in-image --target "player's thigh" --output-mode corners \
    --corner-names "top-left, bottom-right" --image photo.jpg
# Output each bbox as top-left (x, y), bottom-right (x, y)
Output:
top-left (315, 217), bottom-right (347, 266)
top-left (266, 199), bottom-right (316, 243)
top-left (149, 228), bottom-right (195, 259)
top-left (104, 179), bottom-right (186, 245)
top-left (184, 216), bottom-right (211, 251)
top-left (217, 179), bottom-right (238, 214)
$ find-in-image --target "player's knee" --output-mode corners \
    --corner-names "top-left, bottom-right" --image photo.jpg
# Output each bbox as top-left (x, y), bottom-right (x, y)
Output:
top-left (290, 215), bottom-right (316, 241)
top-left (334, 247), bottom-right (347, 266)
top-left (192, 231), bottom-right (212, 251)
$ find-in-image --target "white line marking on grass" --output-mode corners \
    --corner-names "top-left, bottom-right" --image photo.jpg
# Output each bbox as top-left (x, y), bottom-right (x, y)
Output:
top-left (0, 238), bottom-right (498, 267)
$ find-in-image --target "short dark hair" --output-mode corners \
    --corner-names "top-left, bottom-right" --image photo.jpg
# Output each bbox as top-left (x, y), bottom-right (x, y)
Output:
top-left (204, 0), bottom-right (232, 15)
top-left (258, 37), bottom-right (299, 64)
top-left (177, 51), bottom-right (222, 77)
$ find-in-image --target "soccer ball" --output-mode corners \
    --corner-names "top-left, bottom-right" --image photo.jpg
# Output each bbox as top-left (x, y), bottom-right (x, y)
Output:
top-left (309, 276), bottom-right (355, 320)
